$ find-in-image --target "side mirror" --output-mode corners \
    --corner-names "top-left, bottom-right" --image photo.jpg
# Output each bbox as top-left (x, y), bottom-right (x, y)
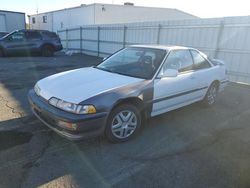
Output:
top-left (159, 69), bottom-right (178, 78)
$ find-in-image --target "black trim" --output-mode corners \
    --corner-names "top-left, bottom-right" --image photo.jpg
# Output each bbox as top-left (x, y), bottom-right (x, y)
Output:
top-left (220, 80), bottom-right (229, 84)
top-left (153, 86), bottom-right (208, 103)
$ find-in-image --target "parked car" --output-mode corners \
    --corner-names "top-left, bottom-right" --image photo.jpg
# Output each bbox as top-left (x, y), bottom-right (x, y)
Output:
top-left (28, 45), bottom-right (228, 143)
top-left (0, 29), bottom-right (63, 57)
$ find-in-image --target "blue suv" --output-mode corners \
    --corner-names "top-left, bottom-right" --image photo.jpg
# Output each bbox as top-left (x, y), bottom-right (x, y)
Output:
top-left (0, 30), bottom-right (63, 57)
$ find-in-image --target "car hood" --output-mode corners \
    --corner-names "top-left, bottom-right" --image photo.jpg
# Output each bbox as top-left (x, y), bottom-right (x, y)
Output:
top-left (36, 67), bottom-right (144, 104)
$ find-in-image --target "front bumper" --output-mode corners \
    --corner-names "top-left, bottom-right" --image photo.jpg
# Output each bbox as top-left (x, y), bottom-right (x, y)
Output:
top-left (219, 79), bottom-right (229, 92)
top-left (54, 44), bottom-right (63, 52)
top-left (28, 89), bottom-right (108, 141)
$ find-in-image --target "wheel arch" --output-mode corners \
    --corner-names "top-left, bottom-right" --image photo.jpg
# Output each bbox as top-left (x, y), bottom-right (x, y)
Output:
top-left (110, 97), bottom-right (147, 124)
top-left (210, 80), bottom-right (220, 90)
top-left (40, 43), bottom-right (55, 50)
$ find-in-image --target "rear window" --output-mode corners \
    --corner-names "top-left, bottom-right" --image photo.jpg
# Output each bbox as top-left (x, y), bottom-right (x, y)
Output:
top-left (190, 50), bottom-right (211, 70)
top-left (42, 32), bottom-right (58, 38)
top-left (26, 31), bottom-right (42, 40)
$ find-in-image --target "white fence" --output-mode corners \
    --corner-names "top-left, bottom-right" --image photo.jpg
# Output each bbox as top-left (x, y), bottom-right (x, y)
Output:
top-left (58, 16), bottom-right (250, 84)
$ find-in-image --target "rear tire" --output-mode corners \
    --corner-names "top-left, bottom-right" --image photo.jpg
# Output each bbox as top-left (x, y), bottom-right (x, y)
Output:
top-left (105, 104), bottom-right (142, 143)
top-left (41, 45), bottom-right (54, 57)
top-left (202, 82), bottom-right (219, 106)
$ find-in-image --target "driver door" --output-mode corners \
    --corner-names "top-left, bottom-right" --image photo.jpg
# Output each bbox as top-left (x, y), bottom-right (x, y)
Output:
top-left (152, 49), bottom-right (199, 117)
top-left (3, 31), bottom-right (28, 55)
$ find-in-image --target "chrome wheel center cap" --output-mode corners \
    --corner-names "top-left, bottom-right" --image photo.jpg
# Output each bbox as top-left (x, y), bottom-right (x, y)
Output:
top-left (122, 122), bottom-right (128, 128)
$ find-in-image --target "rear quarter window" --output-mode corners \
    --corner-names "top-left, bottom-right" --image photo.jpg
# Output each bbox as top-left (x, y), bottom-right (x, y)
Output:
top-left (190, 50), bottom-right (211, 70)
top-left (26, 31), bottom-right (42, 40)
top-left (42, 32), bottom-right (58, 38)
top-left (163, 50), bottom-right (193, 73)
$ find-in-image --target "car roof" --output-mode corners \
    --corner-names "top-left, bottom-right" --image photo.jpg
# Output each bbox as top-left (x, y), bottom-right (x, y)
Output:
top-left (18, 29), bottom-right (52, 33)
top-left (130, 44), bottom-right (192, 51)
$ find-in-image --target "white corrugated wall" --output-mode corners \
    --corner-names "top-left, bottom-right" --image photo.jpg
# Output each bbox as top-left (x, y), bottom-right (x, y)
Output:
top-left (58, 16), bottom-right (250, 84)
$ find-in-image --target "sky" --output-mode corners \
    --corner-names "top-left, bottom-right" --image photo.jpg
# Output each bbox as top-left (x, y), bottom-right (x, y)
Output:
top-left (1, 0), bottom-right (250, 19)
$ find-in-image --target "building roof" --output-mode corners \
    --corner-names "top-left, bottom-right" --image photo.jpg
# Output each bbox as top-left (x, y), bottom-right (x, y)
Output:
top-left (0, 9), bottom-right (25, 15)
top-left (29, 3), bottom-right (198, 18)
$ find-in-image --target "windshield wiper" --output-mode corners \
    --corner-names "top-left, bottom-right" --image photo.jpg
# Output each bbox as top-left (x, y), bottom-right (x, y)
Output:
top-left (94, 66), bottom-right (146, 79)
top-left (94, 66), bottom-right (115, 73)
top-left (112, 71), bottom-right (146, 79)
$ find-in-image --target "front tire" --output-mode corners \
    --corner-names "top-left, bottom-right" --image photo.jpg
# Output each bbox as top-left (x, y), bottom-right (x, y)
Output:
top-left (203, 82), bottom-right (218, 106)
top-left (41, 45), bottom-right (54, 57)
top-left (105, 104), bottom-right (142, 143)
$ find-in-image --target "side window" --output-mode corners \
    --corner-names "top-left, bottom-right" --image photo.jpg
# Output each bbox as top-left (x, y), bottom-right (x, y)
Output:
top-left (162, 50), bottom-right (193, 73)
top-left (9, 31), bottom-right (25, 41)
top-left (32, 17), bottom-right (36, 24)
top-left (26, 32), bottom-right (42, 40)
top-left (43, 16), bottom-right (47, 23)
top-left (42, 31), bottom-right (57, 38)
top-left (190, 50), bottom-right (211, 70)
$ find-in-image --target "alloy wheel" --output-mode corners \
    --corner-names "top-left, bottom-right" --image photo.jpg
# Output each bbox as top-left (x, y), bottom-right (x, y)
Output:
top-left (207, 85), bottom-right (217, 105)
top-left (111, 110), bottom-right (138, 139)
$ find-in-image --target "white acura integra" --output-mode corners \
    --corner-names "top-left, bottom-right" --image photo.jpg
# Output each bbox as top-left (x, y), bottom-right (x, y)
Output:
top-left (28, 45), bottom-right (228, 142)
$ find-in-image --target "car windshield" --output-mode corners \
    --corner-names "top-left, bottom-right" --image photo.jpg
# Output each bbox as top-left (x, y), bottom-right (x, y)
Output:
top-left (1, 30), bottom-right (16, 39)
top-left (96, 47), bottom-right (167, 79)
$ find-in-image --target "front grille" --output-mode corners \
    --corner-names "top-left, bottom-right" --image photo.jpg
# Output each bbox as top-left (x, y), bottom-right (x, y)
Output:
top-left (34, 108), bottom-right (57, 128)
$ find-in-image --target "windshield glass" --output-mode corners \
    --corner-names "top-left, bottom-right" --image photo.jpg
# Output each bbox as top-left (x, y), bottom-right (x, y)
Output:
top-left (1, 30), bottom-right (16, 39)
top-left (96, 47), bottom-right (167, 79)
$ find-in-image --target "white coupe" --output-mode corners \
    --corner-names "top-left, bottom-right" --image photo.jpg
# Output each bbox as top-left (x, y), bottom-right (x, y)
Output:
top-left (28, 45), bottom-right (228, 142)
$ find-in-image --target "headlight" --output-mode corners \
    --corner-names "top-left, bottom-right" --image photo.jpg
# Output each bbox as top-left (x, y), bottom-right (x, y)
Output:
top-left (34, 84), bottom-right (41, 96)
top-left (48, 97), bottom-right (96, 114)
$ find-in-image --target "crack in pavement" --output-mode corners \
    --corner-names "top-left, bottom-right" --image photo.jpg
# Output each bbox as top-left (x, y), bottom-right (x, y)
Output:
top-left (0, 94), bottom-right (38, 131)
top-left (108, 126), bottom-right (249, 186)
top-left (114, 108), bottom-right (250, 163)
top-left (0, 94), bottom-right (25, 119)
top-left (0, 130), bottom-right (52, 170)
top-left (2, 111), bottom-right (248, 173)
top-left (19, 131), bottom-right (53, 188)
top-left (119, 126), bottom-right (247, 162)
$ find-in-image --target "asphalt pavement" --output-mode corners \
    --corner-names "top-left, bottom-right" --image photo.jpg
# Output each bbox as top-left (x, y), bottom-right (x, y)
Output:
top-left (0, 54), bottom-right (250, 188)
